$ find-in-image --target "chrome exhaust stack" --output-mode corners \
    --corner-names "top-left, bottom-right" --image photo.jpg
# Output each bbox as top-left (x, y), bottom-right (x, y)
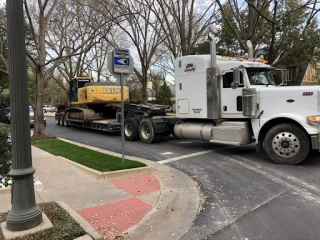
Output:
top-left (208, 32), bottom-right (220, 120)
top-left (246, 40), bottom-right (254, 59)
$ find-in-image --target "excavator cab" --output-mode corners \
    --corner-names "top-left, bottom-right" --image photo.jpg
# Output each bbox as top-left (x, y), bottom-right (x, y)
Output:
top-left (69, 77), bottom-right (92, 102)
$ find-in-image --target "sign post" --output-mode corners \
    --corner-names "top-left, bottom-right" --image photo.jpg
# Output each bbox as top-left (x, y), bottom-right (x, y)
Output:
top-left (111, 49), bottom-right (133, 163)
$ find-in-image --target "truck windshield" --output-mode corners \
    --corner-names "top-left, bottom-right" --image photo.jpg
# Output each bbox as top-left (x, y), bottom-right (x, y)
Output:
top-left (246, 68), bottom-right (275, 85)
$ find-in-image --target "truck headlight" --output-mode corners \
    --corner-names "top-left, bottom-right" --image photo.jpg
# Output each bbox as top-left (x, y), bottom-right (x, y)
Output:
top-left (307, 115), bottom-right (320, 123)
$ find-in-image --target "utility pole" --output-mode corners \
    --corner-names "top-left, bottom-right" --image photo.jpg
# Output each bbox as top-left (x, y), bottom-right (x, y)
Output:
top-left (5, 0), bottom-right (42, 231)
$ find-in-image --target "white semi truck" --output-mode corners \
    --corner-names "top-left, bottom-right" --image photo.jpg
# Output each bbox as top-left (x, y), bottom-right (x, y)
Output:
top-left (123, 33), bottom-right (320, 164)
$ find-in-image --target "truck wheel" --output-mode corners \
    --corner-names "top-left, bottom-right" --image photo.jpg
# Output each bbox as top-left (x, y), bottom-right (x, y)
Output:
top-left (124, 118), bottom-right (139, 141)
top-left (139, 119), bottom-right (157, 144)
top-left (264, 123), bottom-right (310, 164)
top-left (55, 115), bottom-right (60, 125)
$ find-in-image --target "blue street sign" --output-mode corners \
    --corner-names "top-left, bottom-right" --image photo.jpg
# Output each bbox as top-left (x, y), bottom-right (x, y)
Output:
top-left (113, 48), bottom-right (131, 74)
top-left (114, 57), bottom-right (130, 66)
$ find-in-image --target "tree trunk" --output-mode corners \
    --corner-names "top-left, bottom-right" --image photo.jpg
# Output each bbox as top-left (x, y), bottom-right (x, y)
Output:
top-left (32, 70), bottom-right (46, 140)
top-left (32, 11), bottom-right (47, 140)
top-left (142, 81), bottom-right (148, 104)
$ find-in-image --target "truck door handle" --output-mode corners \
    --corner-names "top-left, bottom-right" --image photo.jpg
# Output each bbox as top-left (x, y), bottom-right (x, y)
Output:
top-left (223, 106), bottom-right (227, 111)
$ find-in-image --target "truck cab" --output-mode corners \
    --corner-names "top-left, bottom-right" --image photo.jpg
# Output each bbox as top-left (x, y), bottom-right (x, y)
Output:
top-left (174, 43), bottom-right (319, 164)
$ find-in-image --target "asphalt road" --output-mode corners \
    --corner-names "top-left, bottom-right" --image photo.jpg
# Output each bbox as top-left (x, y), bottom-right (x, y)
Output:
top-left (45, 117), bottom-right (320, 240)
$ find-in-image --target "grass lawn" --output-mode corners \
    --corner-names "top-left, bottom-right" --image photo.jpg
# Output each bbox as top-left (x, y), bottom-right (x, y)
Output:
top-left (33, 139), bottom-right (146, 172)
top-left (0, 202), bottom-right (85, 240)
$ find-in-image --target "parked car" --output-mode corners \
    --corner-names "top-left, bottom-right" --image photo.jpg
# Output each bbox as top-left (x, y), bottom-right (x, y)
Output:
top-left (43, 105), bottom-right (56, 113)
top-left (6, 106), bottom-right (46, 127)
top-left (0, 107), bottom-right (10, 124)
top-left (30, 106), bottom-right (46, 127)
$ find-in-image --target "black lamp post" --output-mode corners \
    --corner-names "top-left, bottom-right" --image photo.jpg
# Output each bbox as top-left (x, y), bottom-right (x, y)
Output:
top-left (5, 0), bottom-right (42, 231)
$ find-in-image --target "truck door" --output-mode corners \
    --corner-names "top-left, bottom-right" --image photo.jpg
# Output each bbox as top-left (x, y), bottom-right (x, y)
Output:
top-left (220, 71), bottom-right (245, 118)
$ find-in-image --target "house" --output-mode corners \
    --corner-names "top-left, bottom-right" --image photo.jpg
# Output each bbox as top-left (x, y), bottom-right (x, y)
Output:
top-left (300, 62), bottom-right (320, 86)
top-left (278, 62), bottom-right (320, 86)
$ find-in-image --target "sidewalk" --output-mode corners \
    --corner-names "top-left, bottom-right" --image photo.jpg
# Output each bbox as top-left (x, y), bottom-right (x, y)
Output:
top-left (0, 140), bottom-right (200, 240)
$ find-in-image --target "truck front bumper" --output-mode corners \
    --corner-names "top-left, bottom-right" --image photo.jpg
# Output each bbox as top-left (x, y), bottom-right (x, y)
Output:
top-left (311, 134), bottom-right (319, 151)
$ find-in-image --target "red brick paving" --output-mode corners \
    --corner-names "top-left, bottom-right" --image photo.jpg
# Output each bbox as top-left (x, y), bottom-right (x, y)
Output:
top-left (77, 197), bottom-right (152, 239)
top-left (110, 173), bottom-right (161, 196)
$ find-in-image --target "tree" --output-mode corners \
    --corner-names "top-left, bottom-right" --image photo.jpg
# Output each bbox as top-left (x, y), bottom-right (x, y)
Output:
top-left (127, 74), bottom-right (142, 102)
top-left (215, 0), bottom-right (320, 66)
top-left (22, 0), bottom-right (113, 140)
top-left (157, 81), bottom-right (173, 105)
top-left (43, 79), bottom-right (68, 104)
top-left (149, 0), bottom-right (218, 58)
top-left (28, 72), bottom-right (36, 104)
top-left (149, 70), bottom-right (165, 99)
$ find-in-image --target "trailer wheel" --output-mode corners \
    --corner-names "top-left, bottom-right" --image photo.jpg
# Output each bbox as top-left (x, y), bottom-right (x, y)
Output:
top-left (124, 118), bottom-right (139, 141)
top-left (139, 119), bottom-right (157, 144)
top-left (63, 115), bottom-right (69, 127)
top-left (61, 115), bottom-right (65, 126)
top-left (264, 123), bottom-right (310, 164)
top-left (55, 115), bottom-right (60, 125)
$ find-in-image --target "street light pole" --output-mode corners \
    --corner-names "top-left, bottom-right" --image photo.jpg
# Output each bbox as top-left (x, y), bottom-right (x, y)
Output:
top-left (5, 0), bottom-right (42, 231)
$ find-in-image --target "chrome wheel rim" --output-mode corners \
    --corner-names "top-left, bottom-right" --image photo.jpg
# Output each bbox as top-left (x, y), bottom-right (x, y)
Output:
top-left (141, 124), bottom-right (150, 139)
top-left (272, 132), bottom-right (300, 157)
top-left (125, 122), bottom-right (133, 137)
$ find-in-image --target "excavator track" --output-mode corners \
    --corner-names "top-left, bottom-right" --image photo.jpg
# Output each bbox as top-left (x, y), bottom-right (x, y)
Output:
top-left (66, 107), bottom-right (103, 121)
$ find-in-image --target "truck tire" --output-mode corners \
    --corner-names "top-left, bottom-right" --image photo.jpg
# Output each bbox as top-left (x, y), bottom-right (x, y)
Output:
top-left (139, 118), bottom-right (157, 144)
top-left (124, 118), bottom-right (139, 141)
top-left (264, 123), bottom-right (310, 164)
top-left (55, 115), bottom-right (60, 125)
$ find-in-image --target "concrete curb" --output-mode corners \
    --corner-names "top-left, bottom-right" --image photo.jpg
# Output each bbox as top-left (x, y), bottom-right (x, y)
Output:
top-left (56, 156), bottom-right (154, 180)
top-left (103, 166), bottom-right (154, 180)
top-left (56, 156), bottom-right (105, 180)
top-left (74, 235), bottom-right (93, 240)
top-left (57, 201), bottom-right (102, 240)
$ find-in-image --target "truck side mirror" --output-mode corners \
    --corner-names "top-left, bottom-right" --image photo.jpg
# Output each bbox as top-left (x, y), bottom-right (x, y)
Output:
top-left (231, 68), bottom-right (240, 89)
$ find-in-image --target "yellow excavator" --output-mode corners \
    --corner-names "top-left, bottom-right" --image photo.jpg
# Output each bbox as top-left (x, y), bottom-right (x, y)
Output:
top-left (55, 76), bottom-right (129, 132)
top-left (55, 76), bottom-right (165, 133)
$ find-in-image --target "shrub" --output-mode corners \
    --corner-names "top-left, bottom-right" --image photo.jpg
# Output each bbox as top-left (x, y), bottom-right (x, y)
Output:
top-left (0, 124), bottom-right (11, 177)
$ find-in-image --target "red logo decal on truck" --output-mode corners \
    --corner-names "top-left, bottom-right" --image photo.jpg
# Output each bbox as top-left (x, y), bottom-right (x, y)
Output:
top-left (185, 63), bottom-right (196, 72)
